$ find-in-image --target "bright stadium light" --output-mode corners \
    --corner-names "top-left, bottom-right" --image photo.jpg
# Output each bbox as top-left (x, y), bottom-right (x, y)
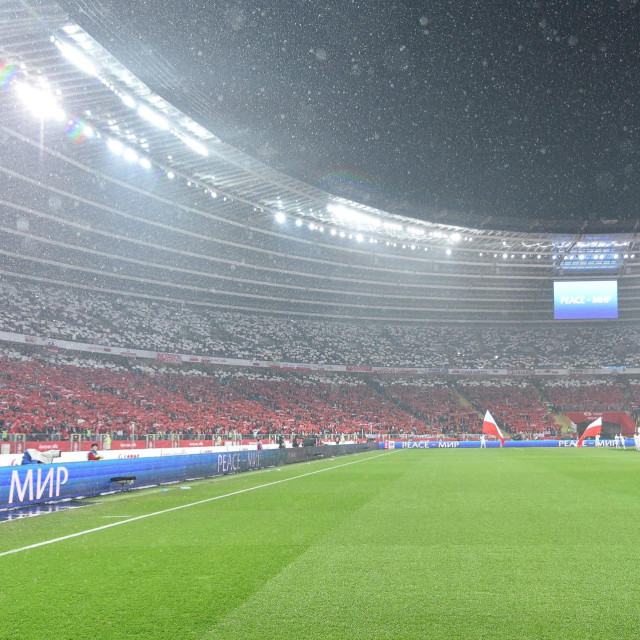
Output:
top-left (275, 212), bottom-right (286, 224)
top-left (355, 233), bottom-right (364, 242)
top-left (14, 83), bottom-right (65, 121)
top-left (139, 157), bottom-right (151, 169)
top-left (407, 226), bottom-right (425, 236)
top-left (295, 219), bottom-right (303, 227)
top-left (107, 138), bottom-right (123, 155)
top-left (330, 228), bottom-right (337, 236)
top-left (327, 203), bottom-right (380, 228)
top-left (138, 104), bottom-right (169, 130)
top-left (446, 248), bottom-right (452, 256)
top-left (167, 170), bottom-right (175, 179)
top-left (450, 232), bottom-right (462, 242)
top-left (174, 131), bottom-right (209, 156)
top-left (122, 147), bottom-right (138, 163)
top-left (383, 221), bottom-right (403, 232)
top-left (55, 40), bottom-right (97, 77)
top-left (120, 93), bottom-right (136, 109)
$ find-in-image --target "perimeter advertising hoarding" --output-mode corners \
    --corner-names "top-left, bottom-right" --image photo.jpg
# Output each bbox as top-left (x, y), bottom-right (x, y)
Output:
top-left (553, 280), bottom-right (618, 320)
top-left (0, 444), bottom-right (377, 510)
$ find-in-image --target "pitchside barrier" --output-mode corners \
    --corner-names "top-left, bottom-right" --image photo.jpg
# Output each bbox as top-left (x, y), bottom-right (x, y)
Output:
top-left (0, 443), bottom-right (377, 510)
top-left (381, 439), bottom-right (634, 449)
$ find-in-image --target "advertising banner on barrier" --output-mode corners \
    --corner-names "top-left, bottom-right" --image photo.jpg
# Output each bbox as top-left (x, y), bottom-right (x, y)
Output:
top-left (381, 439), bottom-right (633, 449)
top-left (0, 443), bottom-right (377, 510)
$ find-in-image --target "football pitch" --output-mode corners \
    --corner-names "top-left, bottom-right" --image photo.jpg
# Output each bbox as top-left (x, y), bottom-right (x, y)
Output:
top-left (1, 447), bottom-right (640, 640)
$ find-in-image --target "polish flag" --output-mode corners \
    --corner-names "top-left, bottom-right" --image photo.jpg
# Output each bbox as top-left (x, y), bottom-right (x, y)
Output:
top-left (482, 410), bottom-right (505, 447)
top-left (576, 417), bottom-right (602, 447)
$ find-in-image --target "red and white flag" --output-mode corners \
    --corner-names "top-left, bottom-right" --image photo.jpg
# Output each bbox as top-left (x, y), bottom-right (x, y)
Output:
top-left (576, 417), bottom-right (602, 447)
top-left (482, 410), bottom-right (505, 447)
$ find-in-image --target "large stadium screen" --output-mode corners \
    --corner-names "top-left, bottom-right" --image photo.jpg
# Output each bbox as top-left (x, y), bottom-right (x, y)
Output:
top-left (553, 280), bottom-right (618, 320)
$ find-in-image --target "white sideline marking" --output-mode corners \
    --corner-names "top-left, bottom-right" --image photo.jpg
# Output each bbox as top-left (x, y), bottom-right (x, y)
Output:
top-left (0, 451), bottom-right (391, 558)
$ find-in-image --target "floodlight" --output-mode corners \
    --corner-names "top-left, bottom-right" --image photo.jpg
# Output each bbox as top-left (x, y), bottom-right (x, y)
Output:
top-left (139, 157), bottom-right (151, 169)
top-left (275, 212), bottom-right (286, 224)
top-left (107, 138), bottom-right (123, 155)
top-left (138, 104), bottom-right (169, 130)
top-left (176, 132), bottom-right (209, 156)
top-left (120, 93), bottom-right (136, 108)
top-left (450, 232), bottom-right (461, 242)
top-left (355, 233), bottom-right (364, 242)
top-left (327, 203), bottom-right (380, 228)
top-left (55, 40), bottom-right (97, 77)
top-left (166, 171), bottom-right (175, 179)
top-left (295, 219), bottom-right (303, 227)
top-left (122, 147), bottom-right (138, 163)
top-left (446, 248), bottom-right (452, 256)
top-left (14, 82), bottom-right (65, 121)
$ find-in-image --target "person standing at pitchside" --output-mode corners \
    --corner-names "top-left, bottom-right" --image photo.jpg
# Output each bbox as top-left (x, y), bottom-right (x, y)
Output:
top-left (88, 443), bottom-right (103, 461)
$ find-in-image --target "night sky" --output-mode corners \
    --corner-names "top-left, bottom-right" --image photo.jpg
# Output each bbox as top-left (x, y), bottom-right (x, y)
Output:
top-left (63, 0), bottom-right (640, 231)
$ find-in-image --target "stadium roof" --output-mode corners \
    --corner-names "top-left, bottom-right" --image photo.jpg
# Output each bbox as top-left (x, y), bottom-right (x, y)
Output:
top-left (1, 0), bottom-right (640, 323)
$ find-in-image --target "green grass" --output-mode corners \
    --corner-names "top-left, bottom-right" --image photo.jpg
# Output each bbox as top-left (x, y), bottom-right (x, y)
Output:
top-left (2, 448), bottom-right (640, 639)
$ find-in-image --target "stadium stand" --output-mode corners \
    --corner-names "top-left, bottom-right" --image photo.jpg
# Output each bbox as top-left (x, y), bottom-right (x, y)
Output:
top-left (3, 280), bottom-right (640, 368)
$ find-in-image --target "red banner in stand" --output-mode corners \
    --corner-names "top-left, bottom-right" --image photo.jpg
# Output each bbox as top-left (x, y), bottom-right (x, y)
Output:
top-left (564, 411), bottom-right (635, 436)
top-left (156, 352), bottom-right (182, 364)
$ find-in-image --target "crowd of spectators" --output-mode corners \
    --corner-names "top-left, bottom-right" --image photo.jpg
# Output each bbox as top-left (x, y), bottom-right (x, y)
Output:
top-left (3, 279), bottom-right (640, 442)
top-left (457, 379), bottom-right (560, 437)
top-left (2, 344), bottom-right (639, 441)
top-left (2, 280), bottom-right (640, 368)
top-left (542, 379), bottom-right (628, 411)
top-left (0, 348), bottom-right (426, 439)
top-left (377, 378), bottom-right (481, 434)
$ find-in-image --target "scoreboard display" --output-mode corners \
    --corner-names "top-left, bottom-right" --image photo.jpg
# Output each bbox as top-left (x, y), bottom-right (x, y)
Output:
top-left (553, 280), bottom-right (618, 320)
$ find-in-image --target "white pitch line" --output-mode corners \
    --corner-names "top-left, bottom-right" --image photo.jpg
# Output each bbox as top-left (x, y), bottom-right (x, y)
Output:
top-left (0, 451), bottom-right (391, 558)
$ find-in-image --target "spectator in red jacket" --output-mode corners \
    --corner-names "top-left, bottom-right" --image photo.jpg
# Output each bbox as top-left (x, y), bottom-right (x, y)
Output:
top-left (88, 443), bottom-right (102, 461)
